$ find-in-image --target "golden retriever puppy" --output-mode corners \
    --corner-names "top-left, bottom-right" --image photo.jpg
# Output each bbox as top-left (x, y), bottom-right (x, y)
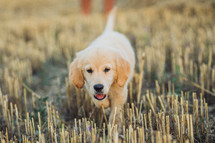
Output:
top-left (69, 8), bottom-right (135, 126)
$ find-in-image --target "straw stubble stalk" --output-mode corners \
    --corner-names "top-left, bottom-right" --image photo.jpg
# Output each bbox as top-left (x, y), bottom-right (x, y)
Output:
top-left (200, 94), bottom-right (204, 133)
top-left (205, 102), bottom-right (209, 142)
top-left (103, 123), bottom-right (106, 143)
top-left (194, 99), bottom-right (199, 138)
top-left (38, 112), bottom-right (41, 130)
top-left (32, 93), bottom-right (35, 108)
top-left (135, 107), bottom-right (139, 127)
top-left (149, 110), bottom-right (154, 143)
top-left (24, 88), bottom-right (27, 115)
top-left (15, 104), bottom-right (21, 139)
top-left (129, 82), bottom-right (133, 102)
top-left (126, 128), bottom-right (129, 143)
top-left (138, 100), bottom-right (142, 123)
top-left (146, 91), bottom-right (155, 115)
top-left (6, 128), bottom-right (8, 143)
top-left (144, 114), bottom-right (148, 141)
top-left (161, 115), bottom-right (166, 136)
top-left (156, 131), bottom-right (161, 143)
top-left (168, 81), bottom-right (171, 94)
top-left (180, 115), bottom-right (184, 143)
top-left (158, 96), bottom-right (165, 112)
top-left (156, 80), bottom-right (160, 95)
top-left (10, 102), bottom-right (14, 133)
top-left (131, 103), bottom-right (136, 128)
top-left (143, 96), bottom-right (147, 111)
top-left (137, 53), bottom-right (145, 104)
top-left (157, 114), bottom-right (160, 131)
top-left (23, 83), bottom-right (41, 99)
top-left (190, 115), bottom-right (194, 143)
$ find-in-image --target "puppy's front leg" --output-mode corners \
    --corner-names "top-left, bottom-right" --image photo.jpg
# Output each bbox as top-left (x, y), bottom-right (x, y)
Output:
top-left (109, 94), bottom-right (127, 132)
top-left (109, 103), bottom-right (123, 126)
top-left (109, 104), bottom-right (123, 135)
top-left (108, 86), bottom-right (128, 132)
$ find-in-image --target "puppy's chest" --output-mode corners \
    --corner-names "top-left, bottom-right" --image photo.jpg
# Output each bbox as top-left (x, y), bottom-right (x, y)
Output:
top-left (108, 86), bottom-right (126, 101)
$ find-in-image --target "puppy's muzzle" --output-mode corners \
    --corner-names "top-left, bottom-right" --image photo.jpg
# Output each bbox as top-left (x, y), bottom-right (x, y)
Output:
top-left (94, 84), bottom-right (106, 100)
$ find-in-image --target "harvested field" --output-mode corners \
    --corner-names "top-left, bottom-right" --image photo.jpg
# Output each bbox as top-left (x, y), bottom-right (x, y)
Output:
top-left (0, 0), bottom-right (215, 142)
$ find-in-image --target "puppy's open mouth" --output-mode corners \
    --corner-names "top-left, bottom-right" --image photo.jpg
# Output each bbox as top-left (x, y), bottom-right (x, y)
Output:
top-left (94, 94), bottom-right (106, 100)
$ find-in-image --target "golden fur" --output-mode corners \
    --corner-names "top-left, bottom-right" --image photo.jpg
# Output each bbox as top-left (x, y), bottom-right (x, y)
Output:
top-left (69, 8), bottom-right (135, 126)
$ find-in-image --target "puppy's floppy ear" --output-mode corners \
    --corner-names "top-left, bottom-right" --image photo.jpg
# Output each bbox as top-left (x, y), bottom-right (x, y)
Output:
top-left (116, 56), bottom-right (130, 87)
top-left (69, 58), bottom-right (84, 88)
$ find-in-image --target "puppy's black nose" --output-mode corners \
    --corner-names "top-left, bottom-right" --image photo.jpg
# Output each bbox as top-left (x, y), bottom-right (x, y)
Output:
top-left (94, 84), bottom-right (104, 92)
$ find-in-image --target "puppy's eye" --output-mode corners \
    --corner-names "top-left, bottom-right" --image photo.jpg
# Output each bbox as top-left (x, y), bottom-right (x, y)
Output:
top-left (104, 68), bottom-right (110, 73)
top-left (87, 69), bottom-right (93, 73)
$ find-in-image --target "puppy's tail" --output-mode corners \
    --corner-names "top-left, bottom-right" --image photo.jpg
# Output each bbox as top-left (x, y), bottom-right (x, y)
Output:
top-left (104, 7), bottom-right (117, 33)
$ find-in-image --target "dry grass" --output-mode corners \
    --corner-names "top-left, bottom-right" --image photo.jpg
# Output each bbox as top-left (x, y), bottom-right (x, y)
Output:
top-left (0, 0), bottom-right (215, 142)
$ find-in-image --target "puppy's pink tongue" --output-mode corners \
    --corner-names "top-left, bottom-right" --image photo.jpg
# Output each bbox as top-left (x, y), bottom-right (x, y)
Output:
top-left (96, 94), bottom-right (105, 100)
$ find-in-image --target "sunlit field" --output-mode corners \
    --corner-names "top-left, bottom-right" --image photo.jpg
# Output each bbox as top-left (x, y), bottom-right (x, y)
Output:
top-left (0, 0), bottom-right (215, 142)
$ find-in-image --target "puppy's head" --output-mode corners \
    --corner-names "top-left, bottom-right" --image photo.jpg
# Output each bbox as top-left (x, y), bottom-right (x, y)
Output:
top-left (69, 48), bottom-right (130, 104)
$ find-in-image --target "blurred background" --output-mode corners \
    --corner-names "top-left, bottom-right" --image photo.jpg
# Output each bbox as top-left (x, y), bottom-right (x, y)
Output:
top-left (0, 0), bottom-right (215, 142)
